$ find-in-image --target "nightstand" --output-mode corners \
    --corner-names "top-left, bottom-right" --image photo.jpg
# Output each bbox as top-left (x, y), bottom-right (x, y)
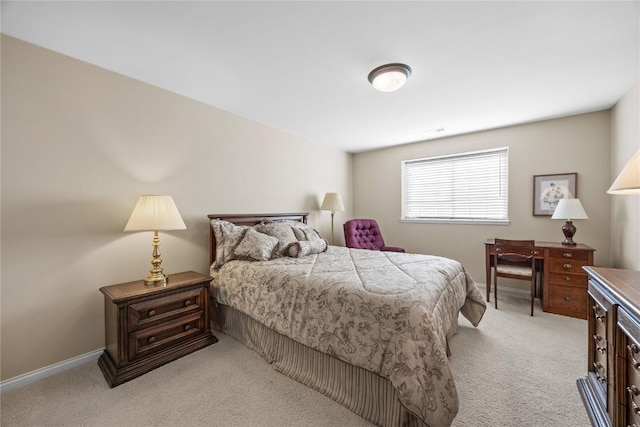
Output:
top-left (98, 271), bottom-right (217, 387)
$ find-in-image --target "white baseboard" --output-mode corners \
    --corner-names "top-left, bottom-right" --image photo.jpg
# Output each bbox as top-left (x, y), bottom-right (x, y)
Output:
top-left (0, 349), bottom-right (103, 394)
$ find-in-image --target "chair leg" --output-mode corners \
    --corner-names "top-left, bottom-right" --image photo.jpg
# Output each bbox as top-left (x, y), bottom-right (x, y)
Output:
top-left (530, 276), bottom-right (535, 316)
top-left (494, 270), bottom-right (498, 310)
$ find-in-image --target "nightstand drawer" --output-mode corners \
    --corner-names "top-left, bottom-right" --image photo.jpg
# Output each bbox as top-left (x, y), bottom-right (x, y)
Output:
top-left (549, 249), bottom-right (589, 261)
top-left (98, 271), bottom-right (217, 387)
top-left (548, 284), bottom-right (587, 318)
top-left (128, 311), bottom-right (205, 361)
top-left (128, 287), bottom-right (204, 330)
top-left (548, 272), bottom-right (588, 287)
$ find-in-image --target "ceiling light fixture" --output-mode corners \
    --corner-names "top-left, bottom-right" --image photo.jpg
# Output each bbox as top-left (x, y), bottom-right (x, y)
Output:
top-left (368, 63), bottom-right (412, 92)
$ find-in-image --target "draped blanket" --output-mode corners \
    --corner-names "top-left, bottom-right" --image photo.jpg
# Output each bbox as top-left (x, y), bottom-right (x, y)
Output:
top-left (212, 246), bottom-right (486, 426)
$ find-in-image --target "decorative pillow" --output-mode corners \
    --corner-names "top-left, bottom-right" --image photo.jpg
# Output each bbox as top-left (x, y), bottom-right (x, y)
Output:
top-left (253, 222), bottom-right (298, 258)
top-left (288, 238), bottom-right (328, 258)
top-left (234, 228), bottom-right (279, 261)
top-left (292, 226), bottom-right (323, 242)
top-left (210, 220), bottom-right (249, 268)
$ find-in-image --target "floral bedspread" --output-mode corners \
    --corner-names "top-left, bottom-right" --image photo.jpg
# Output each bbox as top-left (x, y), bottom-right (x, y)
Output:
top-left (212, 246), bottom-right (486, 426)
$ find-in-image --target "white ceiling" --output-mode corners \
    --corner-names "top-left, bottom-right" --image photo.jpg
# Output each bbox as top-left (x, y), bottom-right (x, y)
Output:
top-left (2, 1), bottom-right (639, 153)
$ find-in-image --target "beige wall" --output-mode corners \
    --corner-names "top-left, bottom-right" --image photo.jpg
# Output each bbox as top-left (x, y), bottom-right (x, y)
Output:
top-left (0, 36), bottom-right (352, 380)
top-left (353, 111), bottom-right (612, 288)
top-left (610, 82), bottom-right (640, 270)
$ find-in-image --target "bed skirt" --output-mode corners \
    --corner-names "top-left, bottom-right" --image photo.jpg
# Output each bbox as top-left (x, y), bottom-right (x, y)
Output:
top-left (212, 302), bottom-right (429, 427)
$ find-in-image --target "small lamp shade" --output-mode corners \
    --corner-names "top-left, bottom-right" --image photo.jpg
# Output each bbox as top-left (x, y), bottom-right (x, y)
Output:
top-left (321, 192), bottom-right (345, 212)
top-left (551, 198), bottom-right (588, 246)
top-left (551, 198), bottom-right (589, 220)
top-left (321, 192), bottom-right (344, 245)
top-left (608, 150), bottom-right (640, 195)
top-left (124, 195), bottom-right (187, 232)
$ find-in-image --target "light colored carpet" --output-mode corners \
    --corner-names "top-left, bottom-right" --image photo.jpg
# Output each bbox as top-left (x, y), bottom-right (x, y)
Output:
top-left (1, 293), bottom-right (590, 426)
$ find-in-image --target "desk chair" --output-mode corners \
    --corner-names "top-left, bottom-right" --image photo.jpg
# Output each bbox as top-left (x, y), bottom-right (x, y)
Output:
top-left (494, 238), bottom-right (536, 316)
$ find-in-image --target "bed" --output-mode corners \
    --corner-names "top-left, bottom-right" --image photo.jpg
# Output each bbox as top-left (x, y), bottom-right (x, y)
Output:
top-left (207, 213), bottom-right (486, 427)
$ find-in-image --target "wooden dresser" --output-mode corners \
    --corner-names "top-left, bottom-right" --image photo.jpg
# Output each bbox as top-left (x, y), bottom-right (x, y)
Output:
top-left (577, 267), bottom-right (640, 427)
top-left (98, 271), bottom-right (218, 387)
top-left (485, 240), bottom-right (595, 319)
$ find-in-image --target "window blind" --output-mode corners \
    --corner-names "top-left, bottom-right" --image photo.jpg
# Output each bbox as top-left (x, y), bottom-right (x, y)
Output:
top-left (401, 147), bottom-right (509, 223)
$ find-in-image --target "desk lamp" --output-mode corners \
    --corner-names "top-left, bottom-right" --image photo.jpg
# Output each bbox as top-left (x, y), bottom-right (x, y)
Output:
top-left (551, 198), bottom-right (588, 246)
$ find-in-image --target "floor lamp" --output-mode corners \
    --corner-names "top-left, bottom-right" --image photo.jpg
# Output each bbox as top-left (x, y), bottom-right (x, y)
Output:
top-left (321, 192), bottom-right (345, 245)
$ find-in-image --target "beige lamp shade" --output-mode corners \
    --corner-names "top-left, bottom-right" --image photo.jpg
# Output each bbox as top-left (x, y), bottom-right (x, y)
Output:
top-left (124, 195), bottom-right (187, 231)
top-left (321, 192), bottom-right (345, 212)
top-left (608, 150), bottom-right (640, 195)
top-left (551, 198), bottom-right (588, 220)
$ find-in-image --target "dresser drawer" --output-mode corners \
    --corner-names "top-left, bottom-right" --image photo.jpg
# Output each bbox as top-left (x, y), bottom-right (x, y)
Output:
top-left (626, 354), bottom-right (640, 427)
top-left (128, 311), bottom-right (205, 361)
top-left (548, 258), bottom-right (589, 274)
top-left (549, 249), bottom-right (589, 261)
top-left (128, 287), bottom-right (205, 330)
top-left (548, 271), bottom-right (588, 287)
top-left (548, 284), bottom-right (587, 318)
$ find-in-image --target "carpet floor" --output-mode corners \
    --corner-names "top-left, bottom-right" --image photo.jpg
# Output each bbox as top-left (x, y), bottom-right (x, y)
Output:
top-left (1, 293), bottom-right (590, 426)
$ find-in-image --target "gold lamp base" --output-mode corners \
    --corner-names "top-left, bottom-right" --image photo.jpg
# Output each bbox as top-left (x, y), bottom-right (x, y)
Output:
top-left (144, 231), bottom-right (167, 286)
top-left (144, 272), bottom-right (167, 286)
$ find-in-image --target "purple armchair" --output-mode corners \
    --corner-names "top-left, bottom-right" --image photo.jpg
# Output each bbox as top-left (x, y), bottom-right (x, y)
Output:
top-left (343, 219), bottom-right (405, 252)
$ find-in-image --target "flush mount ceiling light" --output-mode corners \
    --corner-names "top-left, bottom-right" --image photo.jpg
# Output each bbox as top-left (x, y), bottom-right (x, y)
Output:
top-left (367, 63), bottom-right (412, 92)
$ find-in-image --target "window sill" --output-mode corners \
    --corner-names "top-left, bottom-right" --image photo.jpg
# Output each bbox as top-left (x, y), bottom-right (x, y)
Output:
top-left (400, 218), bottom-right (510, 226)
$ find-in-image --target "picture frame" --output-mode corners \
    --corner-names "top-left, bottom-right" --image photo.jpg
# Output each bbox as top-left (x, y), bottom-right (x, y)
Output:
top-left (533, 172), bottom-right (577, 216)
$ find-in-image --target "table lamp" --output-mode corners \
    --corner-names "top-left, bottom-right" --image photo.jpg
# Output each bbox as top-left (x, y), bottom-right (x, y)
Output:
top-left (551, 198), bottom-right (588, 246)
top-left (607, 150), bottom-right (640, 195)
top-left (321, 192), bottom-right (345, 245)
top-left (124, 195), bottom-right (187, 285)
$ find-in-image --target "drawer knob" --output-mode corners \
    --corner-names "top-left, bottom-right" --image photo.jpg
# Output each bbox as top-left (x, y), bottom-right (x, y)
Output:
top-left (593, 305), bottom-right (605, 322)
top-left (563, 264), bottom-right (573, 270)
top-left (628, 344), bottom-right (640, 370)
top-left (184, 324), bottom-right (191, 331)
top-left (593, 334), bottom-right (603, 342)
top-left (148, 336), bottom-right (156, 344)
top-left (563, 252), bottom-right (573, 258)
top-left (564, 296), bottom-right (572, 301)
top-left (593, 362), bottom-right (606, 384)
top-left (563, 276), bottom-right (571, 281)
top-left (147, 309), bottom-right (156, 317)
top-left (184, 300), bottom-right (192, 307)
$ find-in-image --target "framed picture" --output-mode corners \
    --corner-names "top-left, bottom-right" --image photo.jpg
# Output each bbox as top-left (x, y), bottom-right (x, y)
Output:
top-left (533, 173), bottom-right (577, 216)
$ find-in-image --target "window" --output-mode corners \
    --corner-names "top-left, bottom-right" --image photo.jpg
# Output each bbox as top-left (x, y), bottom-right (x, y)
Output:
top-left (401, 147), bottom-right (509, 224)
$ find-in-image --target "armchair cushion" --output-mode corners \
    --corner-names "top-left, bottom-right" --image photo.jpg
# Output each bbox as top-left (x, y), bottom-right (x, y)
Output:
top-left (343, 219), bottom-right (405, 253)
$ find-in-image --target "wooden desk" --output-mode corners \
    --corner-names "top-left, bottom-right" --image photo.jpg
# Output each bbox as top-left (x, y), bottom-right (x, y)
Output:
top-left (485, 240), bottom-right (595, 319)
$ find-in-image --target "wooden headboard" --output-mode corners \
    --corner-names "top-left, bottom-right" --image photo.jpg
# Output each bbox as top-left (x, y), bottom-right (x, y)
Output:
top-left (207, 213), bottom-right (309, 266)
